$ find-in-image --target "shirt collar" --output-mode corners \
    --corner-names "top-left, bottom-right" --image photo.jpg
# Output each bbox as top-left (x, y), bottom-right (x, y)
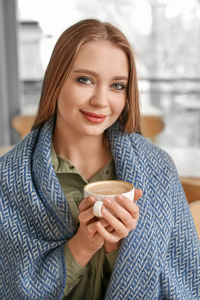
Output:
top-left (51, 143), bottom-right (77, 174)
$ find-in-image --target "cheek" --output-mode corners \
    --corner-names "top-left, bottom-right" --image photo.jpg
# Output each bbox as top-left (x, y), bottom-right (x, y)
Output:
top-left (115, 98), bottom-right (126, 114)
top-left (57, 96), bottom-right (65, 114)
top-left (121, 99), bottom-right (126, 111)
top-left (57, 89), bottom-right (72, 111)
top-left (110, 90), bottom-right (126, 106)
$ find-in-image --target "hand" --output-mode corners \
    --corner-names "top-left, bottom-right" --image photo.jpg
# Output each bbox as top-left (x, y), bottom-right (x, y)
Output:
top-left (68, 195), bottom-right (110, 267)
top-left (96, 189), bottom-right (142, 253)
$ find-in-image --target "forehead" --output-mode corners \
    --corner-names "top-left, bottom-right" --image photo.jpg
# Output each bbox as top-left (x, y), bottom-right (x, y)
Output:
top-left (71, 40), bottom-right (129, 76)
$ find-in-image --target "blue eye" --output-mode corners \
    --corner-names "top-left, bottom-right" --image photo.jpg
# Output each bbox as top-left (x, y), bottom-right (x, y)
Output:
top-left (77, 77), bottom-right (92, 85)
top-left (112, 83), bottom-right (126, 90)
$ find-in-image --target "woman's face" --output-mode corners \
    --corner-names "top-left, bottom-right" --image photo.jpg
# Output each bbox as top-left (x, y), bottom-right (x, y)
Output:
top-left (56, 39), bottom-right (129, 139)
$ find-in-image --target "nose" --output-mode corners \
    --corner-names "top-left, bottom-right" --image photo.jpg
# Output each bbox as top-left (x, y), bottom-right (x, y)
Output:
top-left (89, 85), bottom-right (108, 108)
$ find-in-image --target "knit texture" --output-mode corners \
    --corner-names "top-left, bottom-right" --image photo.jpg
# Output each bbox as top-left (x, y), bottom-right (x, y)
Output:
top-left (0, 119), bottom-right (199, 299)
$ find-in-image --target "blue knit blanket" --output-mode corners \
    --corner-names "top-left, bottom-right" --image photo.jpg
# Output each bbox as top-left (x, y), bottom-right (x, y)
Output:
top-left (0, 119), bottom-right (199, 299)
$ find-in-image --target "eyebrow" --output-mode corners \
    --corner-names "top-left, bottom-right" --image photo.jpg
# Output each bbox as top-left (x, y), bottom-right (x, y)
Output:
top-left (73, 69), bottom-right (128, 81)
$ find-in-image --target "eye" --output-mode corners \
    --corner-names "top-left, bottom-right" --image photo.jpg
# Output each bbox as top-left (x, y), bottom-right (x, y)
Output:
top-left (77, 77), bottom-right (93, 85)
top-left (112, 83), bottom-right (126, 90)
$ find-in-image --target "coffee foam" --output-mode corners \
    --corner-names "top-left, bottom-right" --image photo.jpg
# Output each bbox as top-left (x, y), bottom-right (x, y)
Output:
top-left (86, 181), bottom-right (132, 196)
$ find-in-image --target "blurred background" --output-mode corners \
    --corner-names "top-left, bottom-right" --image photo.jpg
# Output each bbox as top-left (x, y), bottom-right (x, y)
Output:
top-left (0, 0), bottom-right (200, 148)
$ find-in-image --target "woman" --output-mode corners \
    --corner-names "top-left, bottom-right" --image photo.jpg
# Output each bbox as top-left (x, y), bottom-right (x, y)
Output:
top-left (0, 19), bottom-right (199, 300)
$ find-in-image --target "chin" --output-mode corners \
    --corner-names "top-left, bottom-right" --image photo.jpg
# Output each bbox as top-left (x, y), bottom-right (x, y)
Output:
top-left (82, 125), bottom-right (107, 137)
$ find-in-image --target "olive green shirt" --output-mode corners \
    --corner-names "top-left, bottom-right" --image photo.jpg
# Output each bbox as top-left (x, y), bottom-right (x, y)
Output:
top-left (51, 145), bottom-right (118, 300)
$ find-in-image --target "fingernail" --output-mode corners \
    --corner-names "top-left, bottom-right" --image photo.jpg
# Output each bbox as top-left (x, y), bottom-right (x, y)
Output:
top-left (89, 196), bottom-right (95, 202)
top-left (102, 208), bottom-right (108, 215)
top-left (103, 198), bottom-right (112, 205)
top-left (116, 195), bottom-right (124, 201)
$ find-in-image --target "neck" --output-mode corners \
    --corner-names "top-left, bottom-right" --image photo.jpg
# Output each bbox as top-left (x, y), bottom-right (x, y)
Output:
top-left (52, 125), bottom-right (112, 180)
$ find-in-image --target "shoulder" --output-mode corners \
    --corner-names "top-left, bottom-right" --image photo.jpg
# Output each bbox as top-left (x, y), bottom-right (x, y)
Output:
top-left (108, 122), bottom-right (177, 185)
top-left (109, 121), bottom-right (174, 169)
top-left (130, 133), bottom-right (187, 219)
top-left (130, 133), bottom-right (175, 168)
top-left (0, 129), bottom-right (38, 183)
top-left (123, 131), bottom-right (177, 178)
top-left (0, 135), bottom-right (30, 165)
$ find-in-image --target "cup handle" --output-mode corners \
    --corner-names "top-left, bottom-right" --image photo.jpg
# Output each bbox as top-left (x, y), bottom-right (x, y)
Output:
top-left (93, 201), bottom-right (104, 218)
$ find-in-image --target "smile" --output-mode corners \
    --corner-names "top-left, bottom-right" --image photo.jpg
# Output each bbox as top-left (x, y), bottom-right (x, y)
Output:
top-left (81, 111), bottom-right (107, 124)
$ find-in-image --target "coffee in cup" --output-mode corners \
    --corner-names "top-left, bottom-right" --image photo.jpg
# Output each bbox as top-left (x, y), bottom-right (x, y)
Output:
top-left (84, 180), bottom-right (134, 217)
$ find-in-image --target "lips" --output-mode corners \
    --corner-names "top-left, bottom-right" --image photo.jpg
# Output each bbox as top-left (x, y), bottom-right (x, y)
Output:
top-left (81, 111), bottom-right (107, 124)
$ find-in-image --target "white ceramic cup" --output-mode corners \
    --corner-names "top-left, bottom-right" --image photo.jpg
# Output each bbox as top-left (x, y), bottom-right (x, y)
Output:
top-left (84, 180), bottom-right (134, 217)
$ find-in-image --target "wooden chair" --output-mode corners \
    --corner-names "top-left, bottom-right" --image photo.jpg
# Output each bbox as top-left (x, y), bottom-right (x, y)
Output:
top-left (189, 200), bottom-right (200, 240)
top-left (12, 115), bottom-right (35, 140)
top-left (140, 115), bottom-right (164, 143)
top-left (181, 177), bottom-right (200, 204)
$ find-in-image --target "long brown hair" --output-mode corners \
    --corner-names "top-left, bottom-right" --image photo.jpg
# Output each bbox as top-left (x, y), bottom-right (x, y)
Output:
top-left (32, 19), bottom-right (141, 133)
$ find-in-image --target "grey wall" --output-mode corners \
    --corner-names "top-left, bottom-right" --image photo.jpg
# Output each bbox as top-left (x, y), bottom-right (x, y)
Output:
top-left (0, 0), bottom-right (20, 145)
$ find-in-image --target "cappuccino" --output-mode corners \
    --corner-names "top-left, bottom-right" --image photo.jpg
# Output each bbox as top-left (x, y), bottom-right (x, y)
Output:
top-left (85, 181), bottom-right (132, 196)
top-left (84, 180), bottom-right (134, 217)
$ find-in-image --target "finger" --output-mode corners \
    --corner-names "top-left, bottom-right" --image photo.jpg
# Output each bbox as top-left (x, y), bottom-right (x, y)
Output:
top-left (86, 221), bottom-right (101, 235)
top-left (115, 195), bottom-right (140, 220)
top-left (104, 196), bottom-right (139, 221)
top-left (79, 196), bottom-right (96, 212)
top-left (134, 189), bottom-right (143, 201)
top-left (78, 206), bottom-right (96, 224)
top-left (101, 207), bottom-right (135, 236)
top-left (98, 218), bottom-right (110, 228)
top-left (79, 204), bottom-right (112, 226)
top-left (95, 221), bottom-right (122, 244)
top-left (97, 218), bottom-right (114, 232)
top-left (105, 225), bottom-right (114, 233)
top-left (86, 219), bottom-right (111, 235)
